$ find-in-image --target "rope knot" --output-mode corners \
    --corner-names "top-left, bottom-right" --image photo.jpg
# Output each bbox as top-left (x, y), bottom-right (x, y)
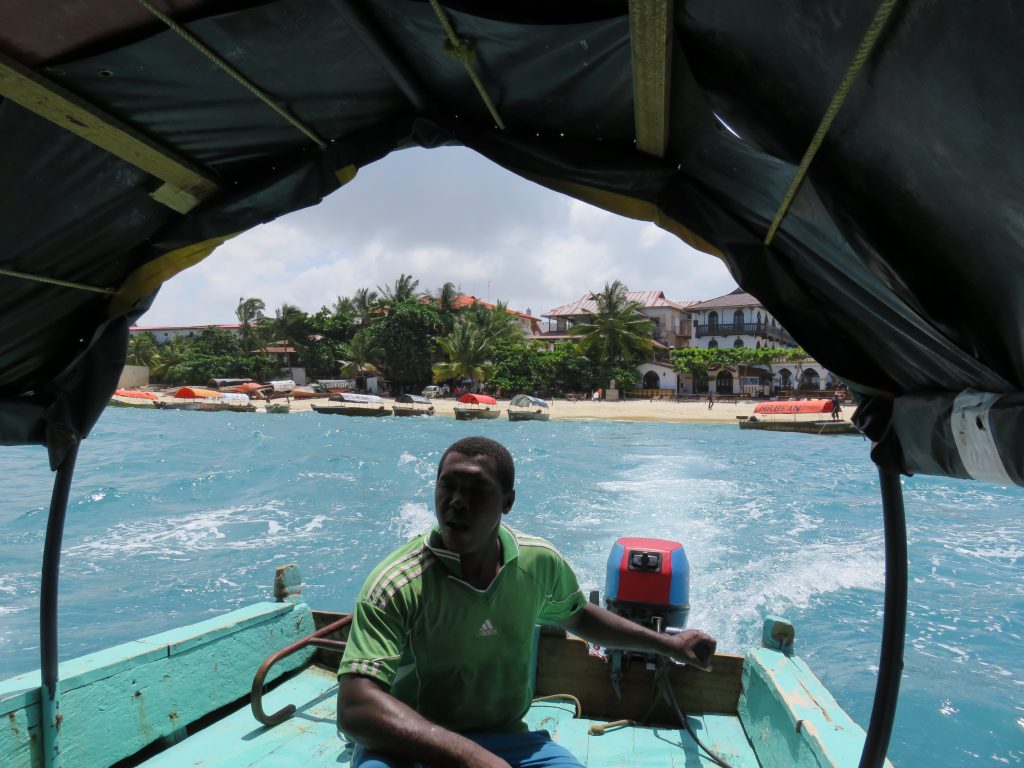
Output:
top-left (443, 36), bottom-right (475, 64)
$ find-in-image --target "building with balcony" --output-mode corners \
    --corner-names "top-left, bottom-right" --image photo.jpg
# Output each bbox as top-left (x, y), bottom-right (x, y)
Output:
top-left (687, 289), bottom-right (796, 350)
top-left (540, 290), bottom-right (696, 351)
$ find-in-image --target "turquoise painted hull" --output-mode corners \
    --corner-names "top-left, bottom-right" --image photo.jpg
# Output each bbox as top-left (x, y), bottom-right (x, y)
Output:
top-left (0, 598), bottom-right (890, 768)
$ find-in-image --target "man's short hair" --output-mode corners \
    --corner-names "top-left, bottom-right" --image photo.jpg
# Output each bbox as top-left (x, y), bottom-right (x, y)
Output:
top-left (438, 437), bottom-right (515, 494)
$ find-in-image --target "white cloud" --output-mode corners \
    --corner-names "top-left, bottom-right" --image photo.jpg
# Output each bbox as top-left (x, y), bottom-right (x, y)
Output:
top-left (142, 146), bottom-right (737, 327)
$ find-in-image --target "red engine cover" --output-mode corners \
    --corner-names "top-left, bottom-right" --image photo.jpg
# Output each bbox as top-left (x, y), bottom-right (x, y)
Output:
top-left (613, 537), bottom-right (682, 604)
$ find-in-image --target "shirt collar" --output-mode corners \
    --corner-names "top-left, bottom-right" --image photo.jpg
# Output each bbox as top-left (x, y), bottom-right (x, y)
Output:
top-left (424, 523), bottom-right (519, 577)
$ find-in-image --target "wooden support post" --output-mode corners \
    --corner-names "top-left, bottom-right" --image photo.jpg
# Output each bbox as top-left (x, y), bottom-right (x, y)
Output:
top-left (0, 52), bottom-right (217, 213)
top-left (629, 0), bottom-right (673, 158)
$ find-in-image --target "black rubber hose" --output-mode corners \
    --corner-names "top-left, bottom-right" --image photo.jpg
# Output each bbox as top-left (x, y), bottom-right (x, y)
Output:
top-left (40, 439), bottom-right (80, 711)
top-left (858, 467), bottom-right (907, 767)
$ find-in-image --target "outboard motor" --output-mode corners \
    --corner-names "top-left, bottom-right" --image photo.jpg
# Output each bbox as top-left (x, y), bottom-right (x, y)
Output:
top-left (600, 537), bottom-right (689, 698)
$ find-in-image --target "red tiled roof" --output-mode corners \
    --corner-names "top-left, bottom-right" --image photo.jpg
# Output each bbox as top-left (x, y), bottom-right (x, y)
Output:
top-left (424, 294), bottom-right (540, 321)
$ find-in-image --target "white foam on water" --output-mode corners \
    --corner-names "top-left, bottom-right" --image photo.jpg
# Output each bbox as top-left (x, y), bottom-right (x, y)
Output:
top-left (63, 503), bottom-right (332, 558)
top-left (298, 515), bottom-right (327, 533)
top-left (392, 501), bottom-right (433, 540)
top-left (398, 452), bottom-right (418, 466)
top-left (567, 450), bottom-right (886, 652)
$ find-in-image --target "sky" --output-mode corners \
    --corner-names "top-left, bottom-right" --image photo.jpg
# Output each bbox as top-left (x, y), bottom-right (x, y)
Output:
top-left (143, 145), bottom-right (738, 329)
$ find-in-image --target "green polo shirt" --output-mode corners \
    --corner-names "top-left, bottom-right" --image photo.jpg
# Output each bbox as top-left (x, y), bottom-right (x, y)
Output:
top-left (339, 524), bottom-right (586, 732)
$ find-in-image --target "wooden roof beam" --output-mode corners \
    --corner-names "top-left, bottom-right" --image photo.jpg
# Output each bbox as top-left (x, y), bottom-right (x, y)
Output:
top-left (629, 0), bottom-right (673, 158)
top-left (0, 51), bottom-right (217, 214)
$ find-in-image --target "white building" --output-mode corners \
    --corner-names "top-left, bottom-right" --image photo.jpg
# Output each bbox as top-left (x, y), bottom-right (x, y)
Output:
top-left (686, 289), bottom-right (796, 350)
top-left (130, 324), bottom-right (242, 345)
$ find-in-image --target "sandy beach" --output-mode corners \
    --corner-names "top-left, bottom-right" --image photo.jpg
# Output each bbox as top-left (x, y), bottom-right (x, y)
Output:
top-left (239, 395), bottom-right (857, 424)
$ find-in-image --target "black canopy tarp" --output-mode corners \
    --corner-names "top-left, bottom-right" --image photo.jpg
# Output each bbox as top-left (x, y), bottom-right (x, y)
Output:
top-left (0, 0), bottom-right (1021, 483)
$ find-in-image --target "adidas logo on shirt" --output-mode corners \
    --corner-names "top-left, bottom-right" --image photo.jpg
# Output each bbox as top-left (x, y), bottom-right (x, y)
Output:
top-left (477, 618), bottom-right (498, 638)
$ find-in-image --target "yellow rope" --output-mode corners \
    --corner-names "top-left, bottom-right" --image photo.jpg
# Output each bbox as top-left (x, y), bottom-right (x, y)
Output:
top-left (428, 0), bottom-right (506, 130)
top-left (0, 268), bottom-right (115, 294)
top-left (764, 0), bottom-right (900, 245)
top-left (135, 0), bottom-right (328, 149)
top-left (588, 719), bottom-right (634, 736)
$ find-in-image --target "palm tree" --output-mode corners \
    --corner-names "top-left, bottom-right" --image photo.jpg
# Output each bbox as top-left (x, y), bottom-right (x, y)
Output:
top-left (378, 273), bottom-right (420, 304)
top-left (273, 304), bottom-right (307, 346)
top-left (150, 336), bottom-right (189, 382)
top-left (433, 318), bottom-right (494, 384)
top-left (235, 296), bottom-right (266, 353)
top-left (570, 280), bottom-right (654, 368)
top-left (126, 332), bottom-right (160, 368)
top-left (332, 295), bottom-right (355, 316)
top-left (337, 331), bottom-right (384, 380)
top-left (429, 281), bottom-right (460, 333)
top-left (474, 301), bottom-right (523, 348)
top-left (350, 287), bottom-right (379, 325)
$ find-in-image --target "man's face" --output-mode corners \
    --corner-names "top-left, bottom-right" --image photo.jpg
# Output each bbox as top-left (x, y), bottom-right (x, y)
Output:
top-left (435, 451), bottom-right (514, 555)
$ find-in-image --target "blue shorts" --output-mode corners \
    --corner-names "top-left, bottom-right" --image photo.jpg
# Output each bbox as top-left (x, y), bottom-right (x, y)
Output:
top-left (352, 729), bottom-right (583, 768)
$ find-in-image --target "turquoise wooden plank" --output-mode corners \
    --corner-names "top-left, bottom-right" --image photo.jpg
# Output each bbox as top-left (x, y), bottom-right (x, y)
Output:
top-left (141, 665), bottom-right (344, 767)
top-left (0, 601), bottom-right (316, 768)
top-left (0, 703), bottom-right (39, 768)
top-left (0, 602), bottom-right (295, 717)
top-left (0, 678), bottom-right (39, 718)
top-left (698, 713), bottom-right (761, 768)
top-left (61, 602), bottom-right (316, 768)
top-left (136, 601), bottom-right (295, 655)
top-left (523, 699), bottom-right (761, 767)
top-left (738, 649), bottom-right (892, 768)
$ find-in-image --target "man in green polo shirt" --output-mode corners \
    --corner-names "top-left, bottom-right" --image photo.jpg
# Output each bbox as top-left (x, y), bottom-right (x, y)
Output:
top-left (337, 436), bottom-right (716, 768)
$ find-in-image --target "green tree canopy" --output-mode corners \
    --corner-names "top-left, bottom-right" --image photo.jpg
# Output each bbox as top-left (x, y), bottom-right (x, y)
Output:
top-left (338, 330), bottom-right (384, 379)
top-left (537, 341), bottom-right (600, 393)
top-left (235, 297), bottom-right (266, 353)
top-left (378, 273), bottom-right (421, 304)
top-left (570, 281), bottom-right (654, 382)
top-left (488, 342), bottom-right (548, 395)
top-left (433, 317), bottom-right (495, 385)
top-left (365, 300), bottom-right (441, 390)
top-left (126, 332), bottom-right (160, 368)
top-left (428, 281), bottom-right (460, 334)
top-left (189, 327), bottom-right (243, 358)
top-left (468, 301), bottom-right (524, 349)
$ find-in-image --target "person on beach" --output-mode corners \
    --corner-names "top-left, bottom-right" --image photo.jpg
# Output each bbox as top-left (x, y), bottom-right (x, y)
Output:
top-left (337, 436), bottom-right (717, 768)
top-left (707, 391), bottom-right (715, 409)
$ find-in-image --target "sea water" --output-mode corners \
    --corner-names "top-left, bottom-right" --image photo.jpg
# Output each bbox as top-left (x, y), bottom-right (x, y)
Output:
top-left (1, 409), bottom-right (1021, 766)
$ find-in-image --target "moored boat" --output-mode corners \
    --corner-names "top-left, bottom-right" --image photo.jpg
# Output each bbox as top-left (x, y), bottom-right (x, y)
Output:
top-left (453, 393), bottom-right (501, 420)
top-left (108, 389), bottom-right (159, 408)
top-left (508, 394), bottom-right (550, 422)
top-left (392, 393), bottom-right (435, 416)
top-left (154, 387), bottom-right (256, 412)
top-left (738, 399), bottom-right (859, 434)
top-left (312, 392), bottom-right (388, 417)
